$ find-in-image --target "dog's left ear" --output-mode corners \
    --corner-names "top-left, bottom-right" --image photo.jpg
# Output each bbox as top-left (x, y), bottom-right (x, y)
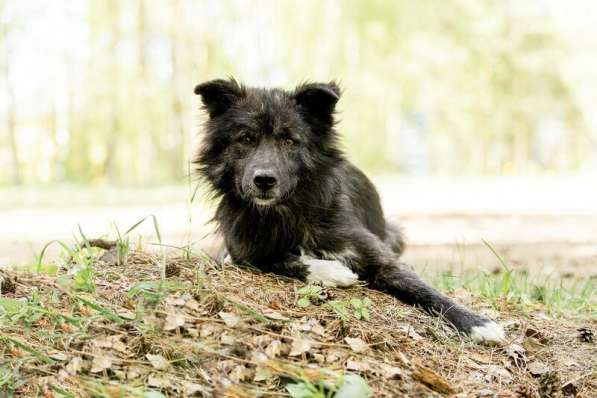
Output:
top-left (293, 82), bottom-right (340, 123)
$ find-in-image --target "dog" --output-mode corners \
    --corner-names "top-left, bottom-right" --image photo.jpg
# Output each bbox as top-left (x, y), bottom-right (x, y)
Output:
top-left (193, 78), bottom-right (505, 344)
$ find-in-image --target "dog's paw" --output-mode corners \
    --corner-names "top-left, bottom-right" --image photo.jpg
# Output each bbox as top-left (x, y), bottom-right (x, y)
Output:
top-left (469, 320), bottom-right (506, 345)
top-left (303, 257), bottom-right (358, 287)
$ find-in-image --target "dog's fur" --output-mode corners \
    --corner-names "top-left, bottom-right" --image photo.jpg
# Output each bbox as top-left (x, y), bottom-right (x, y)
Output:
top-left (194, 79), bottom-right (505, 344)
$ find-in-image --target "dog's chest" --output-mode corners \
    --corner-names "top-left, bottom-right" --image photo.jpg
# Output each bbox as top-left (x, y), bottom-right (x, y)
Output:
top-left (222, 210), bottom-right (304, 259)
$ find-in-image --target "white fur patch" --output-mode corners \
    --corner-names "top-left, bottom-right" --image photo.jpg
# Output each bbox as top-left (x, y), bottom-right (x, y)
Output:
top-left (470, 321), bottom-right (506, 345)
top-left (303, 256), bottom-right (358, 287)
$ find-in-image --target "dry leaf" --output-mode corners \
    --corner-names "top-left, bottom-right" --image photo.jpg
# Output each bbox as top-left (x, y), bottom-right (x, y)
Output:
top-left (252, 334), bottom-right (272, 346)
top-left (485, 365), bottom-right (513, 383)
top-left (504, 343), bottom-right (527, 367)
top-left (146, 353), bottom-right (169, 370)
top-left (94, 336), bottom-right (127, 353)
top-left (477, 388), bottom-right (496, 397)
top-left (531, 312), bottom-right (551, 320)
top-left (49, 352), bottom-right (68, 361)
top-left (379, 363), bottom-right (404, 379)
top-left (561, 357), bottom-right (579, 368)
top-left (469, 352), bottom-right (493, 365)
top-left (396, 351), bottom-right (410, 367)
top-left (229, 365), bottom-right (249, 383)
top-left (250, 351), bottom-right (268, 363)
top-left (296, 318), bottom-right (326, 336)
top-left (183, 381), bottom-right (207, 395)
top-left (412, 364), bottom-right (455, 395)
top-left (325, 349), bottom-right (346, 363)
top-left (346, 359), bottom-right (371, 372)
top-left (90, 355), bottom-right (113, 373)
top-left (289, 338), bottom-right (312, 356)
top-left (65, 356), bottom-right (83, 375)
top-left (126, 366), bottom-right (146, 380)
top-left (312, 353), bottom-right (325, 363)
top-left (147, 374), bottom-right (171, 388)
top-left (265, 339), bottom-right (282, 358)
top-left (525, 327), bottom-right (546, 341)
top-left (527, 361), bottom-right (549, 376)
top-left (345, 337), bottom-right (369, 353)
top-left (184, 298), bottom-right (200, 311)
top-left (219, 311), bottom-right (240, 327)
top-left (113, 370), bottom-right (126, 380)
top-left (263, 308), bottom-right (289, 320)
top-left (187, 327), bottom-right (199, 337)
top-left (398, 325), bottom-right (423, 341)
top-left (116, 309), bottom-right (135, 320)
top-left (220, 332), bottom-right (235, 345)
top-left (200, 323), bottom-right (218, 337)
top-left (166, 297), bottom-right (186, 306)
top-left (164, 311), bottom-right (186, 331)
top-left (254, 366), bottom-right (272, 382)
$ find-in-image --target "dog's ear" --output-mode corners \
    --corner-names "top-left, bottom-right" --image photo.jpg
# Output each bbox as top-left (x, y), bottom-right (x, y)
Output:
top-left (194, 79), bottom-right (243, 117)
top-left (293, 82), bottom-right (341, 123)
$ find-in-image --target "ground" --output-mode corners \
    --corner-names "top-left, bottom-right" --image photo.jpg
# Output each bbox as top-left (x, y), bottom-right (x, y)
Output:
top-left (0, 177), bottom-right (595, 396)
top-left (0, 246), bottom-right (595, 397)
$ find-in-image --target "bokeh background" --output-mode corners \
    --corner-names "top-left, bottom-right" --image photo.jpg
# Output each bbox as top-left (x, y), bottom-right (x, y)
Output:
top-left (1, 0), bottom-right (596, 279)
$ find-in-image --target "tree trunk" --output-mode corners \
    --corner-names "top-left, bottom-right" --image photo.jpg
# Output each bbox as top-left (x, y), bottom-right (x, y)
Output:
top-left (170, 0), bottom-right (186, 179)
top-left (102, 1), bottom-right (121, 180)
top-left (1, 18), bottom-right (21, 184)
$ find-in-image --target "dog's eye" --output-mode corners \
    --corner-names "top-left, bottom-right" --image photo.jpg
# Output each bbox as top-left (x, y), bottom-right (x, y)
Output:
top-left (239, 135), bottom-right (254, 145)
top-left (283, 138), bottom-right (296, 147)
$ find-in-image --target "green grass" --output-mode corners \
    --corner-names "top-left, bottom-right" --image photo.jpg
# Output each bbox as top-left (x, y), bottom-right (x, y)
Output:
top-left (431, 268), bottom-right (595, 316)
top-left (429, 240), bottom-right (595, 316)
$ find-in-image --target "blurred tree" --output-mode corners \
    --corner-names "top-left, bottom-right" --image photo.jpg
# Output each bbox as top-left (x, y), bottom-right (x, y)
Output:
top-left (0, 0), bottom-right (20, 184)
top-left (0, 0), bottom-right (594, 184)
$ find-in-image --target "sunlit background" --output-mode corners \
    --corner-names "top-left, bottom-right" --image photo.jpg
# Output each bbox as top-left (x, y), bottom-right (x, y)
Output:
top-left (1, 0), bottom-right (596, 278)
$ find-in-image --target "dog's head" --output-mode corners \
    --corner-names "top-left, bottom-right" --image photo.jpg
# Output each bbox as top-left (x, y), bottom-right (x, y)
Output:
top-left (194, 78), bottom-right (342, 208)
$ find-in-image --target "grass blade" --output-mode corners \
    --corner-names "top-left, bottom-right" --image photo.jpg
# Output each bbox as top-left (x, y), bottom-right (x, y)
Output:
top-left (481, 238), bottom-right (510, 272)
top-left (1, 335), bottom-right (55, 364)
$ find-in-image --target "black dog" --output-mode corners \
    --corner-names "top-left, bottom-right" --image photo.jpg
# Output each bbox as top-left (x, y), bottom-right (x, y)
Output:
top-left (194, 79), bottom-right (505, 344)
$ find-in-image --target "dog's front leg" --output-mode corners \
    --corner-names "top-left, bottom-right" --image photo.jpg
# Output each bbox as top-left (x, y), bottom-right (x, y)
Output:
top-left (350, 229), bottom-right (505, 345)
top-left (266, 254), bottom-right (358, 288)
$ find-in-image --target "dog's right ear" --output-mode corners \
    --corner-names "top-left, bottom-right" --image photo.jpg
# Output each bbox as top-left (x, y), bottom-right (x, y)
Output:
top-left (194, 79), bottom-right (243, 117)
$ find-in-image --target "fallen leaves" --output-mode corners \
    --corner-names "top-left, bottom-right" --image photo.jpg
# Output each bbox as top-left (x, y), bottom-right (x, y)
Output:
top-left (2, 252), bottom-right (594, 398)
top-left (265, 339), bottom-right (282, 358)
top-left (146, 354), bottom-right (169, 370)
top-left (289, 338), bottom-right (312, 356)
top-left (90, 354), bottom-right (113, 373)
top-left (344, 337), bottom-right (369, 353)
top-left (218, 311), bottom-right (241, 327)
top-left (504, 343), bottom-right (527, 368)
top-left (65, 356), bottom-right (83, 376)
top-left (262, 308), bottom-right (289, 321)
top-left (163, 311), bottom-right (186, 331)
top-left (412, 364), bottom-right (456, 395)
top-left (527, 361), bottom-right (550, 377)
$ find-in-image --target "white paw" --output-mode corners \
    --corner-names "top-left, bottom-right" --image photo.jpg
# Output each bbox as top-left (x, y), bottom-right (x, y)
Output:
top-left (303, 257), bottom-right (358, 287)
top-left (470, 321), bottom-right (506, 345)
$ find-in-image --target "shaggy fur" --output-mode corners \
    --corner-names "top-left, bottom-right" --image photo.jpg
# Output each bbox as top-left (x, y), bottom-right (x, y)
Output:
top-left (193, 78), bottom-right (505, 344)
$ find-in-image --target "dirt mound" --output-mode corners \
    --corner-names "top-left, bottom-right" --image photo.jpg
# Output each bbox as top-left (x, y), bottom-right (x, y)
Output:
top-left (0, 250), bottom-right (595, 397)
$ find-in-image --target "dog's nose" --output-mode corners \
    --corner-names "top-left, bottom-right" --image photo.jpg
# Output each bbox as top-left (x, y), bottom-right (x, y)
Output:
top-left (253, 170), bottom-right (278, 191)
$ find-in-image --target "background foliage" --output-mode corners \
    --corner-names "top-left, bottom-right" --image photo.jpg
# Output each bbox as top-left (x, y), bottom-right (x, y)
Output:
top-left (1, 0), bottom-right (596, 185)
